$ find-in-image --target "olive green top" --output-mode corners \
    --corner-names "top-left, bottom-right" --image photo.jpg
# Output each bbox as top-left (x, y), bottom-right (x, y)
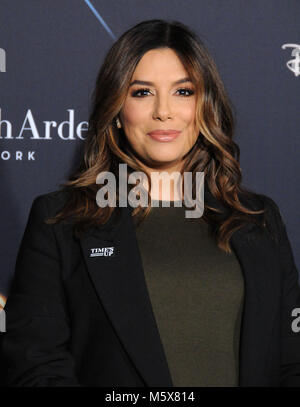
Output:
top-left (134, 200), bottom-right (244, 387)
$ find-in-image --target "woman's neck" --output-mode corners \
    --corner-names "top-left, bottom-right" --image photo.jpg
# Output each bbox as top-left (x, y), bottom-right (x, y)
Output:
top-left (141, 170), bottom-right (183, 202)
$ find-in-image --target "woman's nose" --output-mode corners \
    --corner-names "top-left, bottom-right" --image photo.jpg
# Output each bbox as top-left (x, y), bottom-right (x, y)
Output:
top-left (152, 95), bottom-right (172, 121)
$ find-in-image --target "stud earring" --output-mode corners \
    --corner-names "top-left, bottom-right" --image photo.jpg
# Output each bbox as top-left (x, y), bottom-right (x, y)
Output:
top-left (115, 117), bottom-right (121, 128)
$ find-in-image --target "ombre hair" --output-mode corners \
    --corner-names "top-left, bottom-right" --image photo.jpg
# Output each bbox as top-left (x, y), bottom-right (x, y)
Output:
top-left (46, 19), bottom-right (269, 253)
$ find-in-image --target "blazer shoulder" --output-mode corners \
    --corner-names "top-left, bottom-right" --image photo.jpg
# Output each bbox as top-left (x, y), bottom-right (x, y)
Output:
top-left (33, 189), bottom-right (71, 218)
top-left (253, 192), bottom-right (286, 244)
top-left (239, 189), bottom-right (285, 244)
top-left (254, 193), bottom-right (283, 223)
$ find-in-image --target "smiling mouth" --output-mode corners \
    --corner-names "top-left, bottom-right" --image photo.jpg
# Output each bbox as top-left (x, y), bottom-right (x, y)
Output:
top-left (147, 131), bottom-right (181, 142)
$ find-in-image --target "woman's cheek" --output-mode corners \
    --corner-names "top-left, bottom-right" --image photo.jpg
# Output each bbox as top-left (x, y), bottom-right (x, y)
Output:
top-left (123, 103), bottom-right (147, 126)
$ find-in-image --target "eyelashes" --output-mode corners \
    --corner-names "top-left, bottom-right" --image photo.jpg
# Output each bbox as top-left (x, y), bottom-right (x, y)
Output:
top-left (131, 87), bottom-right (195, 98)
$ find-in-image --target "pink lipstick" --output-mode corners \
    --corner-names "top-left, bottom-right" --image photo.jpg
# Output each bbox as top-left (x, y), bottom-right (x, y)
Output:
top-left (147, 129), bottom-right (181, 142)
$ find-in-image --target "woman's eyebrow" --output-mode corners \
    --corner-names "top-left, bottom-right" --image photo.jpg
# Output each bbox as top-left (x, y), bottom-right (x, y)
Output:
top-left (129, 77), bottom-right (193, 87)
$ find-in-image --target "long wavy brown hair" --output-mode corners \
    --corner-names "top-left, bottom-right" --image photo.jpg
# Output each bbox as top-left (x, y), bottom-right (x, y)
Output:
top-left (46, 19), bottom-right (270, 253)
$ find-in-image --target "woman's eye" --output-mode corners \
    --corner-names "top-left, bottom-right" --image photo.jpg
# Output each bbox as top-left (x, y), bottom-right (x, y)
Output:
top-left (176, 88), bottom-right (195, 96)
top-left (131, 88), bottom-right (151, 97)
top-left (132, 87), bottom-right (195, 98)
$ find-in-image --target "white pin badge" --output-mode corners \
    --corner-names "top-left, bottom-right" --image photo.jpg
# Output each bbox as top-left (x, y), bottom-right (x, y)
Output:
top-left (90, 247), bottom-right (115, 257)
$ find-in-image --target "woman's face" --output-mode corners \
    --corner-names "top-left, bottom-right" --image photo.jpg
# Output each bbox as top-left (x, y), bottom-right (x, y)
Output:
top-left (119, 48), bottom-right (198, 173)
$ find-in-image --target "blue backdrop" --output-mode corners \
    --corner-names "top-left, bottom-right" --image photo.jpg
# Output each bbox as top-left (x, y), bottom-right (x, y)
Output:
top-left (0, 0), bottom-right (299, 304)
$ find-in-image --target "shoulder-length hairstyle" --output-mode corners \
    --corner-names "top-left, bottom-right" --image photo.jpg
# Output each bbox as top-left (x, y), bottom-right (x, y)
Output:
top-left (46, 19), bottom-right (269, 253)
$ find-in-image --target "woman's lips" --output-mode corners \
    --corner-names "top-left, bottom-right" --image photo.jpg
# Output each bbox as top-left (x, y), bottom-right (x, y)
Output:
top-left (147, 130), bottom-right (181, 142)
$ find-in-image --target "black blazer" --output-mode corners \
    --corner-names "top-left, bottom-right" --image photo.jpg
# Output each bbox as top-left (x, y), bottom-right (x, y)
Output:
top-left (1, 187), bottom-right (300, 387)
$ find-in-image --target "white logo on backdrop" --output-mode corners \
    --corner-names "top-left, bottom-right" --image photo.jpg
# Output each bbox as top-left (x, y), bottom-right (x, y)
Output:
top-left (282, 44), bottom-right (300, 77)
top-left (0, 108), bottom-right (88, 161)
top-left (0, 48), bottom-right (6, 72)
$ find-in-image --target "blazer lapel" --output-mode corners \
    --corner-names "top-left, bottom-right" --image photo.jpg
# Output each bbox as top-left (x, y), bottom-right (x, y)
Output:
top-left (79, 206), bottom-right (173, 387)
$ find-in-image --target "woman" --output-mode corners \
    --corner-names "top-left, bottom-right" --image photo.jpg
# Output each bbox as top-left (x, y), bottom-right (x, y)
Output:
top-left (1, 19), bottom-right (300, 387)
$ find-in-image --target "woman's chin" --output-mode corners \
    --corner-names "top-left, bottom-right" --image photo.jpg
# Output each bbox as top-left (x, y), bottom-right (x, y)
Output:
top-left (146, 157), bottom-right (183, 172)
